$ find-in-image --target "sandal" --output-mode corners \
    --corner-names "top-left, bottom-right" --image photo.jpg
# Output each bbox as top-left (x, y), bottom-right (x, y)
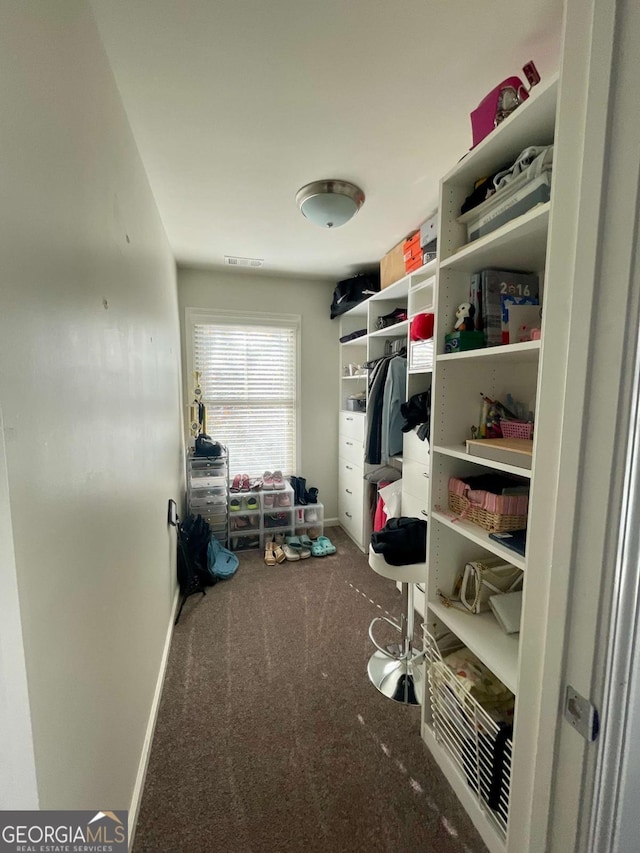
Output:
top-left (282, 542), bottom-right (300, 561)
top-left (299, 534), bottom-right (324, 557)
top-left (240, 474), bottom-right (250, 492)
top-left (316, 535), bottom-right (336, 555)
top-left (264, 541), bottom-right (277, 566)
top-left (271, 538), bottom-right (286, 563)
top-left (230, 474), bottom-right (242, 492)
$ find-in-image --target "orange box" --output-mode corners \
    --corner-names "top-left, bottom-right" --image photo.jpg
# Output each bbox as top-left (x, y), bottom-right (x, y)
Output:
top-left (405, 255), bottom-right (423, 273)
top-left (403, 232), bottom-right (421, 263)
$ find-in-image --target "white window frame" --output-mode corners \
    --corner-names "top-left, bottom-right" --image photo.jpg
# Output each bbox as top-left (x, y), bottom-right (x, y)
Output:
top-left (185, 308), bottom-right (301, 475)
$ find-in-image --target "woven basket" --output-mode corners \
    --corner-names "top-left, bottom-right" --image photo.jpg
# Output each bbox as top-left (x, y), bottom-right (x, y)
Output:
top-left (448, 477), bottom-right (528, 533)
top-left (500, 419), bottom-right (533, 440)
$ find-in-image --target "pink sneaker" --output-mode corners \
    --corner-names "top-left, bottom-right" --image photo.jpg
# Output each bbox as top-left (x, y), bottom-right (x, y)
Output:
top-left (277, 491), bottom-right (291, 507)
top-left (272, 470), bottom-right (285, 490)
top-left (263, 471), bottom-right (274, 490)
top-left (263, 493), bottom-right (275, 508)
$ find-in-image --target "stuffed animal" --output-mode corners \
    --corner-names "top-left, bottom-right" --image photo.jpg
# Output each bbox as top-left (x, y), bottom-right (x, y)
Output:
top-left (455, 302), bottom-right (475, 332)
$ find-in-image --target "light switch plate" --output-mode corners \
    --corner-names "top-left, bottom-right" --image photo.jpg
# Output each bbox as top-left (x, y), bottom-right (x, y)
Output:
top-left (564, 685), bottom-right (599, 741)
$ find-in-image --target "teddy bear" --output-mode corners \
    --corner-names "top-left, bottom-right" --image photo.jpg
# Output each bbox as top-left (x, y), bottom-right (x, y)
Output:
top-left (454, 302), bottom-right (476, 332)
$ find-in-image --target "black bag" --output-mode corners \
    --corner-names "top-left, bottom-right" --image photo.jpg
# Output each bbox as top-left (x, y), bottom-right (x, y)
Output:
top-left (195, 434), bottom-right (224, 457)
top-left (370, 516), bottom-right (427, 566)
top-left (180, 514), bottom-right (217, 587)
top-left (330, 272), bottom-right (380, 319)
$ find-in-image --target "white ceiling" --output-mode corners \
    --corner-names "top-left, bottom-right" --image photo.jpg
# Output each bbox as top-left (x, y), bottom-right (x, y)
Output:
top-left (90, 0), bottom-right (563, 280)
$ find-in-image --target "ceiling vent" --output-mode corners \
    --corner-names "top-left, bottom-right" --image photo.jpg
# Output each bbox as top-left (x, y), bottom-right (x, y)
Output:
top-left (224, 255), bottom-right (264, 268)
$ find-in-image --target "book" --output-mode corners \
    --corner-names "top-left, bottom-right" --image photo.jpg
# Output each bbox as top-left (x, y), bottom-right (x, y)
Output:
top-left (465, 437), bottom-right (533, 469)
top-left (481, 269), bottom-right (539, 347)
top-left (488, 528), bottom-right (527, 557)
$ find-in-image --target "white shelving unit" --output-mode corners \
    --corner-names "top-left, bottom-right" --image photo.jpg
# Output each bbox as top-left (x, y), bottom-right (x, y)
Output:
top-left (420, 74), bottom-right (559, 853)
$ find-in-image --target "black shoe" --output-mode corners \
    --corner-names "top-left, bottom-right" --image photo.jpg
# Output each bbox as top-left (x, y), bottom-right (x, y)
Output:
top-left (305, 487), bottom-right (318, 504)
top-left (296, 477), bottom-right (307, 506)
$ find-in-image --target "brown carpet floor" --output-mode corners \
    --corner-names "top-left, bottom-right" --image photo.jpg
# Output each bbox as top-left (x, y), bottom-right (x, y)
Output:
top-left (133, 527), bottom-right (488, 853)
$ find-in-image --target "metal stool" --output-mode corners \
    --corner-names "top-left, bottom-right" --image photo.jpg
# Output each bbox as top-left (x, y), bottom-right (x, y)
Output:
top-left (367, 546), bottom-right (425, 705)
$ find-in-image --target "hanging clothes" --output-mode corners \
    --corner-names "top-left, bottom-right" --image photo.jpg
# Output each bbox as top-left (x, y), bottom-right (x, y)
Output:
top-left (365, 352), bottom-right (407, 464)
top-left (381, 356), bottom-right (407, 463)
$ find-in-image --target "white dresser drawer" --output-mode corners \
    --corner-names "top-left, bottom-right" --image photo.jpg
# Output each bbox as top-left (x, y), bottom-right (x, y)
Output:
top-left (402, 457), bottom-right (431, 500)
top-left (401, 489), bottom-right (430, 522)
top-left (338, 488), bottom-right (364, 543)
top-left (338, 434), bottom-right (364, 466)
top-left (339, 411), bottom-right (365, 442)
top-left (338, 456), bottom-right (362, 487)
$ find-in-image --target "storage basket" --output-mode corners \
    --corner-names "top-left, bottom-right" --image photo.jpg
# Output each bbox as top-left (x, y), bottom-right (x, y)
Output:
top-left (448, 476), bottom-right (528, 532)
top-left (422, 627), bottom-right (513, 838)
top-left (500, 419), bottom-right (533, 440)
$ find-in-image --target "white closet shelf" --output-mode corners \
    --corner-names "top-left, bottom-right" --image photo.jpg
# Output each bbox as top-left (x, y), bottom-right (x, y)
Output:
top-left (428, 600), bottom-right (519, 694)
top-left (371, 259), bottom-right (438, 303)
top-left (340, 336), bottom-right (368, 347)
top-left (439, 203), bottom-right (550, 273)
top-left (369, 320), bottom-right (409, 338)
top-left (340, 301), bottom-right (369, 318)
top-left (408, 366), bottom-right (433, 376)
top-left (437, 339), bottom-right (541, 364)
top-left (434, 445), bottom-right (533, 479)
top-left (441, 74), bottom-right (558, 186)
top-left (431, 509), bottom-right (526, 571)
top-left (341, 374), bottom-right (367, 380)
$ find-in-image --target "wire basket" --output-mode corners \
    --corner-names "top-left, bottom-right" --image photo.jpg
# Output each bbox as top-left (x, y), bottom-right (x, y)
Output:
top-left (448, 477), bottom-right (528, 532)
top-left (500, 419), bottom-right (533, 440)
top-left (423, 628), bottom-right (513, 839)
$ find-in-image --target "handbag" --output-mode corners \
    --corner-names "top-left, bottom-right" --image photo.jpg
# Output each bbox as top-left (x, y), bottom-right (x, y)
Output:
top-left (459, 558), bottom-right (523, 614)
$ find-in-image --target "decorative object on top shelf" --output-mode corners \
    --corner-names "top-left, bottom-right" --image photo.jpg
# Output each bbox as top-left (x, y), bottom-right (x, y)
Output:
top-left (330, 272), bottom-right (381, 319)
top-left (296, 179), bottom-right (365, 229)
top-left (470, 60), bottom-right (541, 148)
top-left (454, 302), bottom-right (476, 332)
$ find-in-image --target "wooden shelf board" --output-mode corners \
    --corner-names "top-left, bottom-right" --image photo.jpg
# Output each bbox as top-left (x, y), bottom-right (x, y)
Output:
top-left (427, 600), bottom-right (519, 693)
top-left (434, 444), bottom-right (532, 479)
top-left (440, 202), bottom-right (550, 273)
top-left (431, 509), bottom-right (526, 570)
top-left (369, 319), bottom-right (409, 338)
top-left (437, 339), bottom-right (541, 364)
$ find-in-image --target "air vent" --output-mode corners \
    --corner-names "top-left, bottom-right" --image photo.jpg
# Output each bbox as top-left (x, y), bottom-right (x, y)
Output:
top-left (224, 255), bottom-right (264, 268)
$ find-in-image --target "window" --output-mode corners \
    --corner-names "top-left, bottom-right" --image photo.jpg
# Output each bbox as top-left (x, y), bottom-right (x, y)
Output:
top-left (187, 310), bottom-right (300, 478)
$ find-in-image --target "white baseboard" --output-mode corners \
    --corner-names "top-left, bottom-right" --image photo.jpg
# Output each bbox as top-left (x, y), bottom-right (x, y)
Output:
top-left (324, 517), bottom-right (339, 527)
top-left (128, 585), bottom-right (179, 850)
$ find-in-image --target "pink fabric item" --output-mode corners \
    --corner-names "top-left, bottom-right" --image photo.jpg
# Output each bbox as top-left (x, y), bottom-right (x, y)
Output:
top-left (373, 481), bottom-right (392, 532)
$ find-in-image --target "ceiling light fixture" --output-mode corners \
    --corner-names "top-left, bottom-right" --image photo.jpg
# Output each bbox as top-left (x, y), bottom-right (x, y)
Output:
top-left (296, 180), bottom-right (365, 228)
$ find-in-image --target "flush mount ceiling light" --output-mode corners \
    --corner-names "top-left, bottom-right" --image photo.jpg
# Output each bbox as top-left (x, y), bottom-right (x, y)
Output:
top-left (296, 180), bottom-right (365, 228)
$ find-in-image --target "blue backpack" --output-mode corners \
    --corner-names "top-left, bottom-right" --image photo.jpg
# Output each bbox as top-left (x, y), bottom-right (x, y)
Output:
top-left (207, 535), bottom-right (239, 579)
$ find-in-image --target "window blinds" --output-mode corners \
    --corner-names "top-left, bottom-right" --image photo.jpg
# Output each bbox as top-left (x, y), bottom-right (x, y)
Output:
top-left (192, 321), bottom-right (297, 478)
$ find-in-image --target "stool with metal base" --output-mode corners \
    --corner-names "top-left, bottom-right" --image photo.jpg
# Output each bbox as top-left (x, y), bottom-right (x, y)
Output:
top-left (367, 546), bottom-right (425, 705)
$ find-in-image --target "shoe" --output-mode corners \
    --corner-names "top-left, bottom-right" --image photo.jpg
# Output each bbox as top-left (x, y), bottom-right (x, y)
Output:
top-left (316, 535), bottom-right (336, 555)
top-left (230, 498), bottom-right (241, 512)
top-left (272, 470), bottom-right (285, 490)
top-left (264, 541), bottom-right (277, 566)
top-left (263, 471), bottom-right (274, 489)
top-left (307, 526), bottom-right (322, 539)
top-left (300, 534), bottom-right (325, 557)
top-left (305, 487), bottom-right (318, 504)
top-left (240, 474), bottom-right (250, 492)
top-left (230, 474), bottom-right (242, 493)
top-left (286, 535), bottom-right (309, 559)
top-left (277, 491), bottom-right (291, 507)
top-left (305, 508), bottom-right (319, 523)
top-left (249, 478), bottom-right (262, 491)
top-left (246, 496), bottom-right (259, 511)
top-left (282, 542), bottom-right (300, 561)
top-left (263, 493), bottom-right (275, 509)
top-left (296, 477), bottom-right (307, 506)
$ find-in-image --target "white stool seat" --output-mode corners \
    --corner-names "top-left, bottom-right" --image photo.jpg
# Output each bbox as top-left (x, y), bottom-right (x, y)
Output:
top-left (368, 545), bottom-right (425, 584)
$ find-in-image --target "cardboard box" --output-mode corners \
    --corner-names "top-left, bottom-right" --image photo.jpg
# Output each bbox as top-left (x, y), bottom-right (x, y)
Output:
top-left (380, 241), bottom-right (406, 289)
top-left (420, 213), bottom-right (438, 248)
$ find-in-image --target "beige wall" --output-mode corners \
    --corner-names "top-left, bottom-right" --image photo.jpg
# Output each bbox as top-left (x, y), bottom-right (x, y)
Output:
top-left (179, 267), bottom-right (339, 518)
top-left (0, 1), bottom-right (183, 814)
